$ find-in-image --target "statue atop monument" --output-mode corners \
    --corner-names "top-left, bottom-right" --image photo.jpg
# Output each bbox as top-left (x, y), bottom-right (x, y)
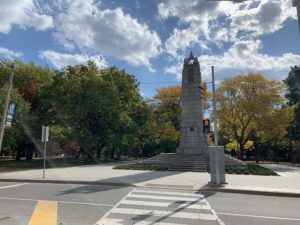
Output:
top-left (177, 52), bottom-right (208, 154)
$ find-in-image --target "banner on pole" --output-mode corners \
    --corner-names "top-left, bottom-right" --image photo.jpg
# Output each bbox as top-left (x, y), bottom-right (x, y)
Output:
top-left (5, 101), bottom-right (17, 127)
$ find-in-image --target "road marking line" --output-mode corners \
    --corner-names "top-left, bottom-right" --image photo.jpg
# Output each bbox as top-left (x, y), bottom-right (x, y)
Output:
top-left (0, 183), bottom-right (28, 189)
top-left (28, 200), bottom-right (58, 225)
top-left (133, 189), bottom-right (204, 197)
top-left (58, 200), bottom-right (113, 207)
top-left (128, 193), bottom-right (204, 202)
top-left (109, 208), bottom-right (217, 220)
top-left (120, 199), bottom-right (210, 209)
top-left (97, 218), bottom-right (185, 225)
top-left (95, 188), bottom-right (224, 225)
top-left (95, 187), bottom-right (134, 225)
top-left (0, 196), bottom-right (114, 207)
top-left (218, 212), bottom-right (300, 221)
top-left (203, 198), bottom-right (225, 225)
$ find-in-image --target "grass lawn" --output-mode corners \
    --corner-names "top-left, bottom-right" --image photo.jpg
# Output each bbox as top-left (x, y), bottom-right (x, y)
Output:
top-left (226, 164), bottom-right (278, 176)
top-left (0, 157), bottom-right (99, 170)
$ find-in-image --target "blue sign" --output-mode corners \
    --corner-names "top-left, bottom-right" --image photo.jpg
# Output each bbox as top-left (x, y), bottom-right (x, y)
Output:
top-left (8, 101), bottom-right (17, 117)
top-left (6, 101), bottom-right (17, 127)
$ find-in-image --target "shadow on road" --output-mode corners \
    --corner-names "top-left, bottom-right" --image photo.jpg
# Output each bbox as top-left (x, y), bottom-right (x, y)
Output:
top-left (56, 170), bottom-right (184, 195)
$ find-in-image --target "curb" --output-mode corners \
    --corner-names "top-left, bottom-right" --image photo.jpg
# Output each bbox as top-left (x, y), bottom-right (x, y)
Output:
top-left (201, 187), bottom-right (300, 198)
top-left (1, 178), bottom-right (300, 198)
top-left (0, 179), bottom-right (136, 187)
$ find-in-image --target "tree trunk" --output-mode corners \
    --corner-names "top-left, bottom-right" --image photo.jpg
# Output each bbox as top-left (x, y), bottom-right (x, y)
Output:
top-left (239, 143), bottom-right (244, 160)
top-left (15, 148), bottom-right (21, 161)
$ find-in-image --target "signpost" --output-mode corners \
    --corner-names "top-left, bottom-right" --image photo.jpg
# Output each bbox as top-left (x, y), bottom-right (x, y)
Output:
top-left (42, 126), bottom-right (49, 178)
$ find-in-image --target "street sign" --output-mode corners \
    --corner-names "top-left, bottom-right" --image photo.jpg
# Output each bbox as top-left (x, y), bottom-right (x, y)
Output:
top-left (42, 126), bottom-right (49, 142)
top-left (41, 126), bottom-right (49, 178)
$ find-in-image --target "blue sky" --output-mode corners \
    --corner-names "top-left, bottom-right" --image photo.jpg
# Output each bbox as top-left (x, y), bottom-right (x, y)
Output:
top-left (0, 0), bottom-right (300, 97)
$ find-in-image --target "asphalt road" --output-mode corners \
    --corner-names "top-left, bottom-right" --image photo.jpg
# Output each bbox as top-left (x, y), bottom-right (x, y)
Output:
top-left (0, 182), bottom-right (299, 225)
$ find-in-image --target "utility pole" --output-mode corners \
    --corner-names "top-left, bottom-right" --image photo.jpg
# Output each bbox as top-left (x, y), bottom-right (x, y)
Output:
top-left (0, 63), bottom-right (16, 154)
top-left (293, 0), bottom-right (300, 32)
top-left (211, 66), bottom-right (221, 185)
top-left (212, 66), bottom-right (219, 147)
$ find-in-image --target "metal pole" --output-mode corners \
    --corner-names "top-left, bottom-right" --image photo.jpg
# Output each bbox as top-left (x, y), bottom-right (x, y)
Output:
top-left (212, 66), bottom-right (220, 185)
top-left (0, 64), bottom-right (15, 154)
top-left (212, 66), bottom-right (218, 146)
top-left (43, 129), bottom-right (47, 179)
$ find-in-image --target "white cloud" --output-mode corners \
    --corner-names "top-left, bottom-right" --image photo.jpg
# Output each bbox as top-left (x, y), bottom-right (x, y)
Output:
top-left (159, 0), bottom-right (297, 58)
top-left (39, 50), bottom-right (108, 69)
top-left (52, 0), bottom-right (161, 71)
top-left (229, 0), bottom-right (297, 36)
top-left (165, 40), bottom-right (300, 81)
top-left (0, 0), bottom-right (54, 34)
top-left (0, 47), bottom-right (23, 59)
top-left (159, 0), bottom-right (225, 56)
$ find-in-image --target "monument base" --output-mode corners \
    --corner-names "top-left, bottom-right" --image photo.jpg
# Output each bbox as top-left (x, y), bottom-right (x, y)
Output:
top-left (176, 147), bottom-right (208, 154)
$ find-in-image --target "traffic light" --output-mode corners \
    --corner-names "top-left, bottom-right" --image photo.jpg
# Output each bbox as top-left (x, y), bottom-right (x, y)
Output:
top-left (203, 119), bottom-right (210, 133)
top-left (198, 82), bottom-right (208, 100)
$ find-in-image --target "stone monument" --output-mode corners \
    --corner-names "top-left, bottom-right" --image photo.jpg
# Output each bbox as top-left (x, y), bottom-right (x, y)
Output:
top-left (176, 52), bottom-right (208, 154)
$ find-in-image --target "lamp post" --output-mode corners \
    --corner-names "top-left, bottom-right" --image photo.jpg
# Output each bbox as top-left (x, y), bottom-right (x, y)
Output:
top-left (0, 61), bottom-right (16, 154)
top-left (293, 0), bottom-right (300, 31)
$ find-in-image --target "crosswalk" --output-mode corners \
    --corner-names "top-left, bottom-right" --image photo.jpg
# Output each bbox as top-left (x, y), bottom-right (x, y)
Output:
top-left (95, 188), bottom-right (225, 225)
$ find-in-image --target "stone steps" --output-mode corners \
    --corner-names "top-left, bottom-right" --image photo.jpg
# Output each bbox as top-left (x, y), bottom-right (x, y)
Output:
top-left (140, 152), bottom-right (247, 172)
top-left (141, 153), bottom-right (208, 172)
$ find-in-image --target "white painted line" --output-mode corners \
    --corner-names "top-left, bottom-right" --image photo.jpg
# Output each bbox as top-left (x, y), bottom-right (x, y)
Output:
top-left (120, 199), bottom-right (210, 210)
top-left (128, 193), bottom-right (204, 202)
top-left (218, 212), bottom-right (300, 221)
top-left (0, 183), bottom-right (28, 189)
top-left (133, 189), bottom-right (204, 198)
top-left (58, 200), bottom-right (113, 207)
top-left (97, 218), bottom-right (182, 225)
top-left (110, 208), bottom-right (217, 220)
top-left (95, 188), bottom-right (135, 225)
top-left (203, 198), bottom-right (225, 225)
top-left (0, 196), bottom-right (114, 207)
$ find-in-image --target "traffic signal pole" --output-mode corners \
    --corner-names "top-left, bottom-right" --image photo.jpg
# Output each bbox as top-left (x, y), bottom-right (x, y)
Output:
top-left (211, 66), bottom-right (218, 146)
top-left (211, 66), bottom-right (221, 185)
top-left (0, 63), bottom-right (15, 154)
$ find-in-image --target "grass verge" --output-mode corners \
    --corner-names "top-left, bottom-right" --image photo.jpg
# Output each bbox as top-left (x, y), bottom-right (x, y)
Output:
top-left (115, 163), bottom-right (278, 175)
top-left (0, 158), bottom-right (99, 170)
top-left (226, 164), bottom-right (278, 176)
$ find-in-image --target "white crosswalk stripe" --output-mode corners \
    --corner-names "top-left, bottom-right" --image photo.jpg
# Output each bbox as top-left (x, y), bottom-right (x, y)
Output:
top-left (95, 188), bottom-right (225, 225)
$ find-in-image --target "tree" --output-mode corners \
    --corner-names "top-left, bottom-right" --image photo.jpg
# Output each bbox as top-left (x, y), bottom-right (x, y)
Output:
top-left (284, 65), bottom-right (300, 141)
top-left (0, 87), bottom-right (30, 159)
top-left (217, 73), bottom-right (285, 159)
top-left (47, 62), bottom-right (144, 160)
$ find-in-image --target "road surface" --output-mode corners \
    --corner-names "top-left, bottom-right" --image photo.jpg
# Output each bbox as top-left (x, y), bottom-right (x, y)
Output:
top-left (0, 182), bottom-right (299, 225)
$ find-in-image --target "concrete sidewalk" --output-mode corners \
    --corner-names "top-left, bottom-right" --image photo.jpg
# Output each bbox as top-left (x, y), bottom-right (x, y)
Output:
top-left (0, 163), bottom-right (300, 197)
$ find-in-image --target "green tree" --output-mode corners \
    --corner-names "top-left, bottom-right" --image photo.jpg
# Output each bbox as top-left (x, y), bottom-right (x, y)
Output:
top-left (284, 65), bottom-right (300, 141)
top-left (47, 62), bottom-right (144, 160)
top-left (0, 87), bottom-right (30, 159)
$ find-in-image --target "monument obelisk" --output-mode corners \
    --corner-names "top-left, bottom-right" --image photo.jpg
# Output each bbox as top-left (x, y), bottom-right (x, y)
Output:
top-left (177, 52), bottom-right (208, 154)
